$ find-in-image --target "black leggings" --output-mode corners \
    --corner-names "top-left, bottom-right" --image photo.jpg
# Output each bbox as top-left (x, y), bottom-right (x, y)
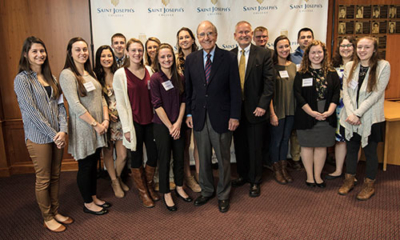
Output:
top-left (345, 133), bottom-right (379, 180)
top-left (131, 122), bottom-right (158, 168)
top-left (77, 148), bottom-right (102, 203)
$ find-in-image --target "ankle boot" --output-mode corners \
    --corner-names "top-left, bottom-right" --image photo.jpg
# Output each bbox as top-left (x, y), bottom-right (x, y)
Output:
top-left (144, 165), bottom-right (160, 201)
top-left (117, 173), bottom-right (129, 192)
top-left (356, 178), bottom-right (375, 201)
top-left (281, 160), bottom-right (293, 183)
top-left (338, 173), bottom-right (355, 195)
top-left (185, 175), bottom-right (201, 193)
top-left (111, 179), bottom-right (124, 198)
top-left (132, 167), bottom-right (155, 208)
top-left (272, 162), bottom-right (287, 184)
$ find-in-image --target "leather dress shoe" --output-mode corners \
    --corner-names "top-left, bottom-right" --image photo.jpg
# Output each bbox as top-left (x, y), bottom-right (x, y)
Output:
top-left (163, 196), bottom-right (177, 211)
top-left (325, 173), bottom-right (343, 180)
top-left (305, 181), bottom-right (316, 187)
top-left (55, 216), bottom-right (74, 225)
top-left (175, 189), bottom-right (192, 202)
top-left (194, 195), bottom-right (214, 206)
top-left (231, 177), bottom-right (247, 187)
top-left (83, 206), bottom-right (108, 215)
top-left (218, 200), bottom-right (230, 213)
top-left (96, 202), bottom-right (112, 208)
top-left (249, 184), bottom-right (260, 197)
top-left (316, 181), bottom-right (326, 188)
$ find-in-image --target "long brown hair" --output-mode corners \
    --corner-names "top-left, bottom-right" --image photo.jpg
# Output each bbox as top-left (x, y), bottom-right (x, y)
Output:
top-left (18, 36), bottom-right (61, 99)
top-left (123, 38), bottom-right (145, 68)
top-left (176, 27), bottom-right (198, 73)
top-left (145, 37), bottom-right (161, 68)
top-left (347, 36), bottom-right (380, 92)
top-left (332, 36), bottom-right (356, 68)
top-left (299, 40), bottom-right (335, 77)
top-left (153, 43), bottom-right (184, 94)
top-left (63, 37), bottom-right (96, 97)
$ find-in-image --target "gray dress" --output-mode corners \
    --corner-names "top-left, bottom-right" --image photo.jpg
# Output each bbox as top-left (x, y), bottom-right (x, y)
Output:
top-left (59, 69), bottom-right (107, 160)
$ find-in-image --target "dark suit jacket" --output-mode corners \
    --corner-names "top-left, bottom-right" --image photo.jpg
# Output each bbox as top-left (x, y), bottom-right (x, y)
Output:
top-left (185, 46), bottom-right (241, 134)
top-left (231, 44), bottom-right (275, 124)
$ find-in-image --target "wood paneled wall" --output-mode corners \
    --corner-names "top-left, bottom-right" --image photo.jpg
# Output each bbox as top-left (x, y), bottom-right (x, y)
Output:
top-left (0, 0), bottom-right (91, 176)
top-left (1, 0), bottom-right (399, 176)
top-left (333, 0), bottom-right (400, 99)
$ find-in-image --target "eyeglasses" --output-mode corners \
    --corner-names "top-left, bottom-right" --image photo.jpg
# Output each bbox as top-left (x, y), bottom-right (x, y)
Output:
top-left (340, 44), bottom-right (353, 48)
top-left (198, 32), bottom-right (214, 39)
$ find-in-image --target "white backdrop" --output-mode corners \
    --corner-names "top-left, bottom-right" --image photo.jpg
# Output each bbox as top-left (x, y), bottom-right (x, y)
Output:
top-left (90, 0), bottom-right (329, 52)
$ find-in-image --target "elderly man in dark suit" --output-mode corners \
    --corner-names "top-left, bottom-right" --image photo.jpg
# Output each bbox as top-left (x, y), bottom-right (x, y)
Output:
top-left (185, 20), bottom-right (241, 213)
top-left (230, 21), bottom-right (274, 197)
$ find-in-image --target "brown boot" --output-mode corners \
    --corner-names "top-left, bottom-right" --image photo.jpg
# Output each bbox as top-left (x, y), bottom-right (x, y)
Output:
top-left (144, 165), bottom-right (160, 201)
top-left (272, 162), bottom-right (287, 184)
top-left (281, 160), bottom-right (293, 183)
top-left (118, 176), bottom-right (129, 192)
top-left (338, 173), bottom-right (355, 195)
top-left (185, 175), bottom-right (201, 193)
top-left (356, 178), bottom-right (375, 201)
top-left (132, 168), bottom-right (155, 208)
top-left (111, 179), bottom-right (124, 198)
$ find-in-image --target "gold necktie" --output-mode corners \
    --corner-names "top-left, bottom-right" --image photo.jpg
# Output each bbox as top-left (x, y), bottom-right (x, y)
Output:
top-left (239, 50), bottom-right (246, 95)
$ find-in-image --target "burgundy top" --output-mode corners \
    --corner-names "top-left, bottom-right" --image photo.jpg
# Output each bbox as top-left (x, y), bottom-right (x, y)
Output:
top-left (150, 71), bottom-right (185, 125)
top-left (125, 67), bottom-right (153, 125)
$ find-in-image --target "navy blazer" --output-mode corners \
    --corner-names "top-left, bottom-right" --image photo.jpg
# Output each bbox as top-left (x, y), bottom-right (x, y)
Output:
top-left (185, 46), bottom-right (241, 134)
top-left (231, 44), bottom-right (274, 124)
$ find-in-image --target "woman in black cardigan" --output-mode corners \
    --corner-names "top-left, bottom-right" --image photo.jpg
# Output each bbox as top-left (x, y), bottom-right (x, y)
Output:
top-left (293, 40), bottom-right (340, 188)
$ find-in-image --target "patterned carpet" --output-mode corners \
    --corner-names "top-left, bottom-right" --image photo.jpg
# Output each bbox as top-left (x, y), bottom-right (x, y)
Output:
top-left (0, 162), bottom-right (399, 240)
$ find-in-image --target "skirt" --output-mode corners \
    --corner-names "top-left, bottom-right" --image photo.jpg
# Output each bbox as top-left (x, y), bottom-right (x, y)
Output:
top-left (297, 99), bottom-right (335, 148)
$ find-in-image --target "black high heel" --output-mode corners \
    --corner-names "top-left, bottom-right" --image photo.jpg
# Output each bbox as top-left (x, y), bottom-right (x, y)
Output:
top-left (305, 181), bottom-right (316, 187)
top-left (163, 195), bottom-right (177, 211)
top-left (175, 189), bottom-right (193, 202)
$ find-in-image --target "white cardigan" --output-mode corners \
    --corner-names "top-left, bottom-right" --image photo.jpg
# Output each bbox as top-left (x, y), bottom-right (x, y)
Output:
top-left (113, 66), bottom-right (153, 151)
top-left (340, 60), bottom-right (391, 147)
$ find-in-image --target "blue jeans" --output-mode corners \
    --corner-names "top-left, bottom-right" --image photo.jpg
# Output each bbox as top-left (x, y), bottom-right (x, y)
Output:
top-left (270, 116), bottom-right (294, 163)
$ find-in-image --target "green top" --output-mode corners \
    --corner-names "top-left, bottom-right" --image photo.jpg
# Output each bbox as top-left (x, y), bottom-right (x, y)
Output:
top-left (273, 63), bottom-right (296, 120)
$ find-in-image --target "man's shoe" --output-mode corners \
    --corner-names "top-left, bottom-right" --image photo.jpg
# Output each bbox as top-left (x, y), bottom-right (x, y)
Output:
top-left (290, 160), bottom-right (303, 170)
top-left (218, 200), bottom-right (230, 213)
top-left (249, 184), bottom-right (260, 197)
top-left (194, 195), bottom-right (214, 206)
top-left (231, 177), bottom-right (247, 187)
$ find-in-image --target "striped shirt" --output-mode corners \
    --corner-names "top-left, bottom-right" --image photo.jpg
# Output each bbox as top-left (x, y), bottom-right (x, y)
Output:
top-left (14, 71), bottom-right (68, 144)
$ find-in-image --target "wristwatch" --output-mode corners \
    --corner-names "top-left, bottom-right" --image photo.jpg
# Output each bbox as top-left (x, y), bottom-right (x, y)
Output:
top-left (91, 120), bottom-right (98, 127)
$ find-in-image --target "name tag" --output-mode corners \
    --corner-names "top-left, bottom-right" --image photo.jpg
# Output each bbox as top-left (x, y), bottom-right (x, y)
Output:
top-left (83, 81), bottom-right (96, 92)
top-left (302, 78), bottom-right (313, 87)
top-left (162, 80), bottom-right (174, 91)
top-left (279, 70), bottom-right (289, 78)
top-left (57, 94), bottom-right (64, 104)
top-left (349, 80), bottom-right (358, 90)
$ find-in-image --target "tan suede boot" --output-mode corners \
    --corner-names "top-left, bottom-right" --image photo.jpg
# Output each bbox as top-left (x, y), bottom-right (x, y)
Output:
top-left (356, 178), bottom-right (375, 201)
top-left (144, 165), bottom-right (160, 201)
top-left (185, 175), bottom-right (201, 193)
top-left (281, 160), bottom-right (293, 183)
top-left (338, 173), bottom-right (355, 195)
top-left (132, 168), bottom-right (155, 208)
top-left (273, 162), bottom-right (287, 184)
top-left (111, 179), bottom-right (124, 198)
top-left (118, 176), bottom-right (129, 192)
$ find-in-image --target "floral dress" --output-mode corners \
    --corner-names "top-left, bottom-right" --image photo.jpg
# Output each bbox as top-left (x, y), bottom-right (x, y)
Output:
top-left (106, 86), bottom-right (123, 142)
top-left (335, 66), bottom-right (345, 142)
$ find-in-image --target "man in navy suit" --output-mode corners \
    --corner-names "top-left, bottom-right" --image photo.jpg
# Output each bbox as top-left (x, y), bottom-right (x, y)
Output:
top-left (231, 21), bottom-right (274, 197)
top-left (185, 20), bottom-right (241, 213)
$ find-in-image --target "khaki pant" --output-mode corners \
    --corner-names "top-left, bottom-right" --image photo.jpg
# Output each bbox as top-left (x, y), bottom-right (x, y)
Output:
top-left (26, 139), bottom-right (63, 221)
top-left (290, 130), bottom-right (301, 161)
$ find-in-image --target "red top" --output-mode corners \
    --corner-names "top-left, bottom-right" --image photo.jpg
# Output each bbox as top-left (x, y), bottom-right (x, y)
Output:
top-left (125, 67), bottom-right (153, 125)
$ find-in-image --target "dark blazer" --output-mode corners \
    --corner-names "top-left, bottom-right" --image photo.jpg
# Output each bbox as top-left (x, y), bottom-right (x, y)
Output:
top-left (293, 70), bottom-right (340, 130)
top-left (185, 46), bottom-right (241, 134)
top-left (231, 44), bottom-right (274, 124)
